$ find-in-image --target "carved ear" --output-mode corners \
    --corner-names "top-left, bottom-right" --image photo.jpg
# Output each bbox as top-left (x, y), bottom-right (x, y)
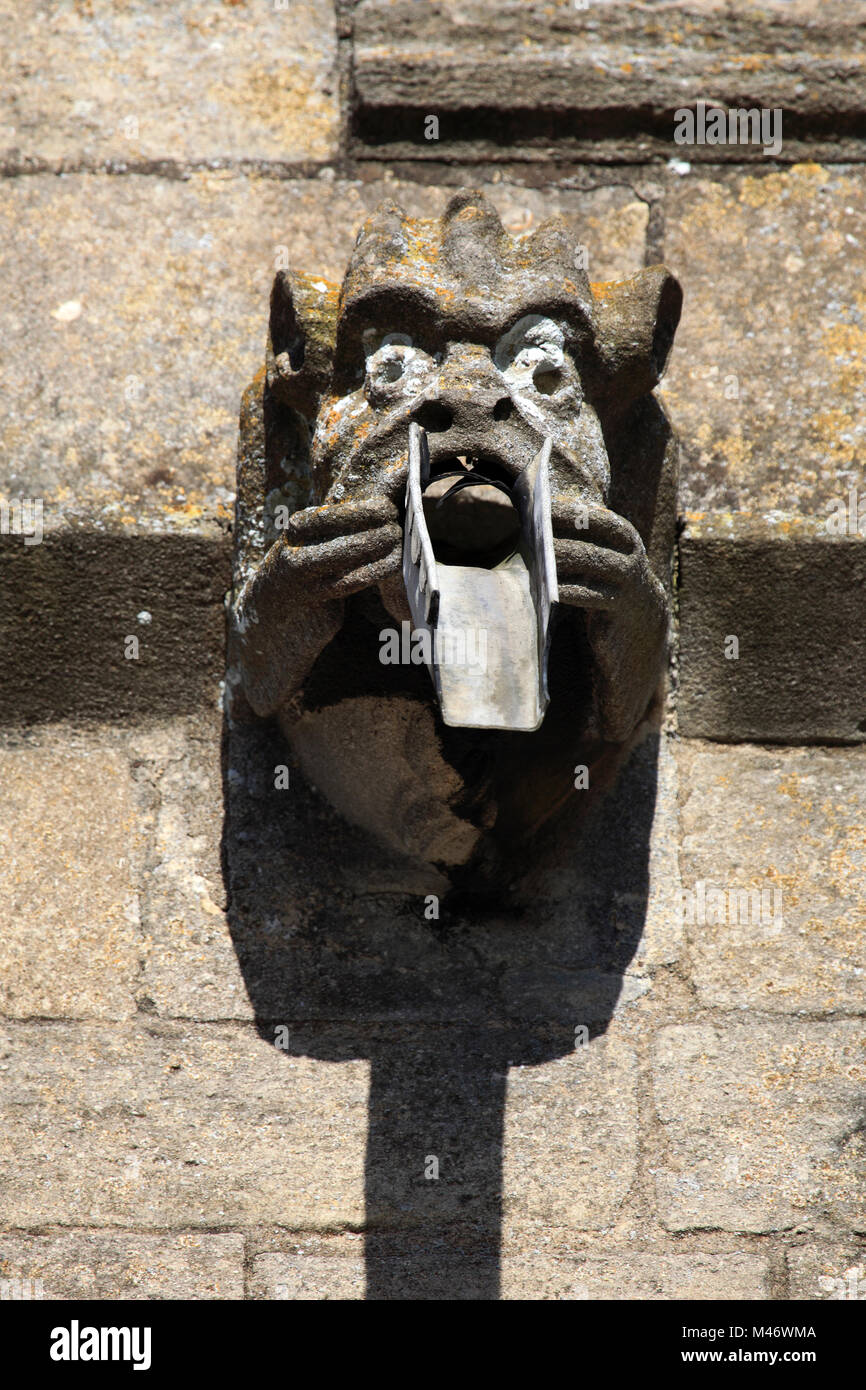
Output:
top-left (589, 267), bottom-right (682, 413)
top-left (267, 271), bottom-right (339, 418)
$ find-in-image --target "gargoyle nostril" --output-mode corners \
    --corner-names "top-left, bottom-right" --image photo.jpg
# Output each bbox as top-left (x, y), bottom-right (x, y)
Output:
top-left (492, 397), bottom-right (512, 422)
top-left (412, 400), bottom-right (454, 433)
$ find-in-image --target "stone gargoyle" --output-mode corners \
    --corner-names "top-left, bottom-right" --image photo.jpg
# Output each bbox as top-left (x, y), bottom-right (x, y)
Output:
top-left (228, 191), bottom-right (681, 883)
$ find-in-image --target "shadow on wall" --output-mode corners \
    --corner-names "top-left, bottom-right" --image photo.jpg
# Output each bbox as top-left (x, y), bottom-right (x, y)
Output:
top-left (220, 713), bottom-right (660, 1300)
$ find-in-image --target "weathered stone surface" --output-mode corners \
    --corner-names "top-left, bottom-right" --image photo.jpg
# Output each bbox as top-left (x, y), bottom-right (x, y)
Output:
top-left (661, 164), bottom-right (866, 516)
top-left (502, 1035), bottom-right (638, 1231)
top-left (500, 1249), bottom-right (770, 1301)
top-left (1, 0), bottom-right (338, 169)
top-left (653, 1022), bottom-right (866, 1234)
top-left (0, 172), bottom-right (299, 523)
top-left (252, 1249), bottom-right (366, 1301)
top-left (250, 1244), bottom-right (769, 1300)
top-left (0, 733), bottom-right (143, 1019)
top-left (679, 742), bottom-right (866, 1014)
top-left (786, 1243), bottom-right (866, 1301)
top-left (0, 1231), bottom-right (244, 1300)
top-left (677, 516), bottom-right (866, 742)
top-left (131, 718), bottom-right (252, 1021)
top-left (352, 2), bottom-right (866, 162)
top-left (0, 174), bottom-right (645, 521)
top-left (0, 1017), bottom-right (637, 1236)
top-left (0, 1022), bottom-right (368, 1229)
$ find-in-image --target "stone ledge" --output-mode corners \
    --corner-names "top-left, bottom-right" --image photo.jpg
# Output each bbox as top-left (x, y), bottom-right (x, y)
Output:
top-left (0, 520), bottom-right (229, 724)
top-left (677, 513), bottom-right (866, 743)
top-left (4, 513), bottom-right (863, 742)
top-left (351, 0), bottom-right (866, 162)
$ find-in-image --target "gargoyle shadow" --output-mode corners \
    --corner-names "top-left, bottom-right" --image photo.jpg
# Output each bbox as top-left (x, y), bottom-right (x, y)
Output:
top-left (221, 706), bottom-right (662, 1300)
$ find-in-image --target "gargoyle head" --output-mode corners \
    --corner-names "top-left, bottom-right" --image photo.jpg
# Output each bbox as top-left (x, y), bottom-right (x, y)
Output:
top-left (267, 189), bottom-right (679, 511)
top-left (233, 191), bottom-right (681, 883)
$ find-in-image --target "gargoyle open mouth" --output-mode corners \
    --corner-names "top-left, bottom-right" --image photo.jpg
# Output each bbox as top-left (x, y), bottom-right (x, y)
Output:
top-left (428, 454), bottom-right (516, 501)
top-left (423, 454), bottom-right (522, 570)
top-left (422, 425), bottom-right (537, 488)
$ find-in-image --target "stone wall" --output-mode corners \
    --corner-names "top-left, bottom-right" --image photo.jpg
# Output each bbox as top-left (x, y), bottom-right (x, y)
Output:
top-left (0, 1), bottom-right (863, 1301)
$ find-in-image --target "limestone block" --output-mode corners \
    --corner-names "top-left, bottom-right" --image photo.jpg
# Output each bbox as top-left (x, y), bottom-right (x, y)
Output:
top-left (653, 1022), bottom-right (866, 1234)
top-left (502, 1035), bottom-right (638, 1231)
top-left (500, 1248), bottom-right (769, 1300)
top-left (249, 1243), bottom-right (769, 1300)
top-left (661, 164), bottom-right (866, 517)
top-left (0, 733), bottom-right (143, 1019)
top-left (0, 1231), bottom-right (244, 1300)
top-left (1, 0), bottom-right (339, 168)
top-left (0, 1022), bottom-right (369, 1229)
top-left (679, 742), bottom-right (866, 1014)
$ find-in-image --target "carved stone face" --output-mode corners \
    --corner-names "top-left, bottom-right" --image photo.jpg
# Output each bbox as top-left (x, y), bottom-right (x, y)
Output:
top-left (312, 309), bottom-right (611, 515)
top-left (232, 191), bottom-right (682, 884)
top-left (281, 195), bottom-right (617, 511)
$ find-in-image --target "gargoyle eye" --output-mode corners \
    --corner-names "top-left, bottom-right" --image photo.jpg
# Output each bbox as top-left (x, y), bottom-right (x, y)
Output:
top-left (383, 357), bottom-right (405, 382)
top-left (364, 338), bottom-right (430, 405)
top-left (494, 314), bottom-right (566, 385)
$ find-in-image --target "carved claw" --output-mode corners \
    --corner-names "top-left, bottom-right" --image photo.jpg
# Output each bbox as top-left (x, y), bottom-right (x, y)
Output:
top-left (550, 497), bottom-right (668, 739)
top-left (281, 496), bottom-right (402, 600)
top-left (234, 496), bottom-right (401, 716)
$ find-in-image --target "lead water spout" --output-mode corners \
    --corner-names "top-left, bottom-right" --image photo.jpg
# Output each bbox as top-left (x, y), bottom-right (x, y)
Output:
top-left (403, 421), bottom-right (559, 732)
